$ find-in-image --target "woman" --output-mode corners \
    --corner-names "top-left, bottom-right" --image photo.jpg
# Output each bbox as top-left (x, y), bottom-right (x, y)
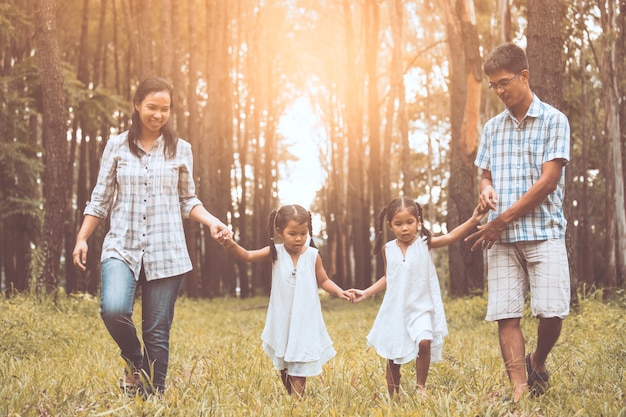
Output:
top-left (72, 77), bottom-right (229, 396)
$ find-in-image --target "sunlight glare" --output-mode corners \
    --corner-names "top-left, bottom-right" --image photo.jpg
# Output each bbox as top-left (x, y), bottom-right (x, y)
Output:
top-left (276, 98), bottom-right (326, 209)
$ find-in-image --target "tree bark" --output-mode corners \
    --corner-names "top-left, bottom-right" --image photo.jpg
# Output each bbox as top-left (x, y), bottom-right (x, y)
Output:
top-left (596, 0), bottom-right (626, 290)
top-left (365, 0), bottom-right (384, 280)
top-left (444, 0), bottom-right (484, 296)
top-left (343, 0), bottom-right (370, 290)
top-left (34, 0), bottom-right (69, 293)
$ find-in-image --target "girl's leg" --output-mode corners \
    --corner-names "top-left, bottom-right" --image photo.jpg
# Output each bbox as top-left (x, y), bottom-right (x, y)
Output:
top-left (288, 376), bottom-right (306, 398)
top-left (280, 369), bottom-right (292, 394)
top-left (415, 340), bottom-right (431, 389)
top-left (140, 273), bottom-right (184, 394)
top-left (386, 360), bottom-right (401, 397)
top-left (99, 259), bottom-right (142, 373)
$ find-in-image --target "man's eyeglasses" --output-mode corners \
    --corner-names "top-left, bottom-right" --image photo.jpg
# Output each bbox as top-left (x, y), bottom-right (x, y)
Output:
top-left (488, 71), bottom-right (523, 91)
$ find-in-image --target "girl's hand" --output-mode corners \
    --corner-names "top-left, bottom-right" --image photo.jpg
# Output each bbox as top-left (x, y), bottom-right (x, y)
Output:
top-left (348, 289), bottom-right (367, 303)
top-left (339, 290), bottom-right (355, 302)
top-left (216, 229), bottom-right (234, 248)
top-left (473, 201), bottom-right (490, 221)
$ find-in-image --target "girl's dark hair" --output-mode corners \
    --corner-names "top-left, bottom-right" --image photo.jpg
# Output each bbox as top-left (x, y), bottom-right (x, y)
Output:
top-left (483, 42), bottom-right (528, 76)
top-left (372, 196), bottom-right (432, 255)
top-left (269, 205), bottom-right (317, 261)
top-left (128, 77), bottom-right (178, 159)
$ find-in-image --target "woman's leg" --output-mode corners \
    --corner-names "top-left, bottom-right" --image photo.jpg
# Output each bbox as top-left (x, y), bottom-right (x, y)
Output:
top-left (415, 340), bottom-right (431, 388)
top-left (100, 258), bottom-right (142, 373)
top-left (386, 360), bottom-right (401, 397)
top-left (140, 274), bottom-right (184, 394)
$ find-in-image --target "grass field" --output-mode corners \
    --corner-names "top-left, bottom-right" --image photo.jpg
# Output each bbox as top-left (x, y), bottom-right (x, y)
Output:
top-left (0, 290), bottom-right (624, 416)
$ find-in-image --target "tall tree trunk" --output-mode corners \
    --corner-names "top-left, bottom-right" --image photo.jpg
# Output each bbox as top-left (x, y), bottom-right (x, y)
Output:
top-left (577, 44), bottom-right (594, 288)
top-left (527, 0), bottom-right (563, 108)
top-left (597, 0), bottom-right (626, 290)
top-left (444, 0), bottom-right (484, 296)
top-left (35, 0), bottom-right (69, 293)
top-left (499, 0), bottom-right (511, 42)
top-left (134, 0), bottom-right (153, 79)
top-left (389, 0), bottom-right (410, 195)
top-left (184, 0), bottom-right (202, 297)
top-left (343, 0), bottom-right (369, 290)
top-left (160, 0), bottom-right (173, 81)
top-left (365, 0), bottom-right (384, 280)
top-left (527, 0), bottom-right (577, 293)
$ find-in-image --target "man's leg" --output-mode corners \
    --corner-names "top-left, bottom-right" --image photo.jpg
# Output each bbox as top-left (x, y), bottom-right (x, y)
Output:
top-left (529, 317), bottom-right (562, 373)
top-left (497, 317), bottom-right (527, 402)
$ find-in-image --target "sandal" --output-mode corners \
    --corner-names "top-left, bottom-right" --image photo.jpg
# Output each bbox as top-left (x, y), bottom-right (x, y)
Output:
top-left (526, 353), bottom-right (549, 397)
top-left (119, 371), bottom-right (142, 397)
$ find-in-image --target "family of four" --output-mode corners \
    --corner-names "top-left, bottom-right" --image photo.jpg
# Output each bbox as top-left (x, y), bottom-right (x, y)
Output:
top-left (72, 43), bottom-right (570, 404)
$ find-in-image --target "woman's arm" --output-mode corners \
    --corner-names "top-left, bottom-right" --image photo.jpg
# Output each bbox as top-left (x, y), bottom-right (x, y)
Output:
top-left (189, 205), bottom-right (231, 241)
top-left (72, 215), bottom-right (102, 271)
top-left (216, 229), bottom-right (272, 263)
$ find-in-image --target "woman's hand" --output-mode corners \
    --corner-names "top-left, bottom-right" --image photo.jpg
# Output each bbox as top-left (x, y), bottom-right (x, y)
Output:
top-left (72, 240), bottom-right (88, 271)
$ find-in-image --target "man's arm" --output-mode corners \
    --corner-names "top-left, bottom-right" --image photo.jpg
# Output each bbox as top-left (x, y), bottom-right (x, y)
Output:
top-left (467, 159), bottom-right (565, 251)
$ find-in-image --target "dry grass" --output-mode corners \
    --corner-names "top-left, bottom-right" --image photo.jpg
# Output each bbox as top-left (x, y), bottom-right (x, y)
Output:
top-left (0, 290), bottom-right (624, 416)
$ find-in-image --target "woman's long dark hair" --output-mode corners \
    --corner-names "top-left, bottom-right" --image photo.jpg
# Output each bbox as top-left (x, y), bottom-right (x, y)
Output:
top-left (127, 77), bottom-right (178, 159)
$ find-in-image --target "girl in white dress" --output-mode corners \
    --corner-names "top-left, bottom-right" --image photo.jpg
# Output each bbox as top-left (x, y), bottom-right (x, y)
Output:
top-left (352, 196), bottom-right (488, 396)
top-left (217, 204), bottom-right (353, 398)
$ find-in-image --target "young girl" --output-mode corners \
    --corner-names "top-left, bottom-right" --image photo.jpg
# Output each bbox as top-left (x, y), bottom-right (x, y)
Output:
top-left (217, 204), bottom-right (353, 398)
top-left (351, 196), bottom-right (488, 397)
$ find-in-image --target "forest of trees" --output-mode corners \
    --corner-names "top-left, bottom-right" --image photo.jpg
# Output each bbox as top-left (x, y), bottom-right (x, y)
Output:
top-left (0, 0), bottom-right (624, 298)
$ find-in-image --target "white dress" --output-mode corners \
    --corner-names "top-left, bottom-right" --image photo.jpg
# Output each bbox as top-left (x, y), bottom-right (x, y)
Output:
top-left (367, 237), bottom-right (448, 364)
top-left (261, 244), bottom-right (336, 377)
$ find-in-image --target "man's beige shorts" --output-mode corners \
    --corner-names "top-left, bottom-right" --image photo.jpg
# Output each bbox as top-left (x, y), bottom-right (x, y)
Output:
top-left (486, 239), bottom-right (570, 321)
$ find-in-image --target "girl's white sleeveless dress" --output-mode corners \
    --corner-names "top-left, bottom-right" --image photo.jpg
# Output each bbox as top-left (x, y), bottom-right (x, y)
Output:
top-left (367, 237), bottom-right (448, 364)
top-left (261, 244), bottom-right (336, 377)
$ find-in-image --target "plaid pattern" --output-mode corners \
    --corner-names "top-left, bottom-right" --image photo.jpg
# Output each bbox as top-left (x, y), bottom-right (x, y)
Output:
top-left (84, 132), bottom-right (202, 281)
top-left (485, 240), bottom-right (571, 321)
top-left (475, 94), bottom-right (570, 242)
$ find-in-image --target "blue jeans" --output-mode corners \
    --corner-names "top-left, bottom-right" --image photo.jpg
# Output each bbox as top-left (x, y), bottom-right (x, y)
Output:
top-left (100, 258), bottom-right (184, 393)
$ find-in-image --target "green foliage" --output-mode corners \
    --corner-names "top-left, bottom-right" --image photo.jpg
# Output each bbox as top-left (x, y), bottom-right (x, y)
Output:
top-left (0, 64), bottom-right (44, 241)
top-left (1, 292), bottom-right (624, 416)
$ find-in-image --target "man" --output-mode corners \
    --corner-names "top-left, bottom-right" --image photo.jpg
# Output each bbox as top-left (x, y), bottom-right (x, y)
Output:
top-left (466, 43), bottom-right (570, 403)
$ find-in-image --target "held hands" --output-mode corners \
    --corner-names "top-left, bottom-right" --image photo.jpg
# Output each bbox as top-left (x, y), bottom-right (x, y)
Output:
top-left (216, 229), bottom-right (234, 249)
top-left (347, 288), bottom-right (367, 303)
top-left (465, 185), bottom-right (504, 251)
top-left (210, 221), bottom-right (233, 243)
top-left (339, 289), bottom-right (356, 302)
top-left (480, 184), bottom-right (498, 211)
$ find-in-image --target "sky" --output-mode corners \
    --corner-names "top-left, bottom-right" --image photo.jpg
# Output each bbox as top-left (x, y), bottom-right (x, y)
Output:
top-left (275, 98), bottom-right (325, 209)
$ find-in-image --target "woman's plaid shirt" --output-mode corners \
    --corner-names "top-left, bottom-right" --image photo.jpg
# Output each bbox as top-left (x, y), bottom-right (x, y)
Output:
top-left (84, 132), bottom-right (202, 281)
